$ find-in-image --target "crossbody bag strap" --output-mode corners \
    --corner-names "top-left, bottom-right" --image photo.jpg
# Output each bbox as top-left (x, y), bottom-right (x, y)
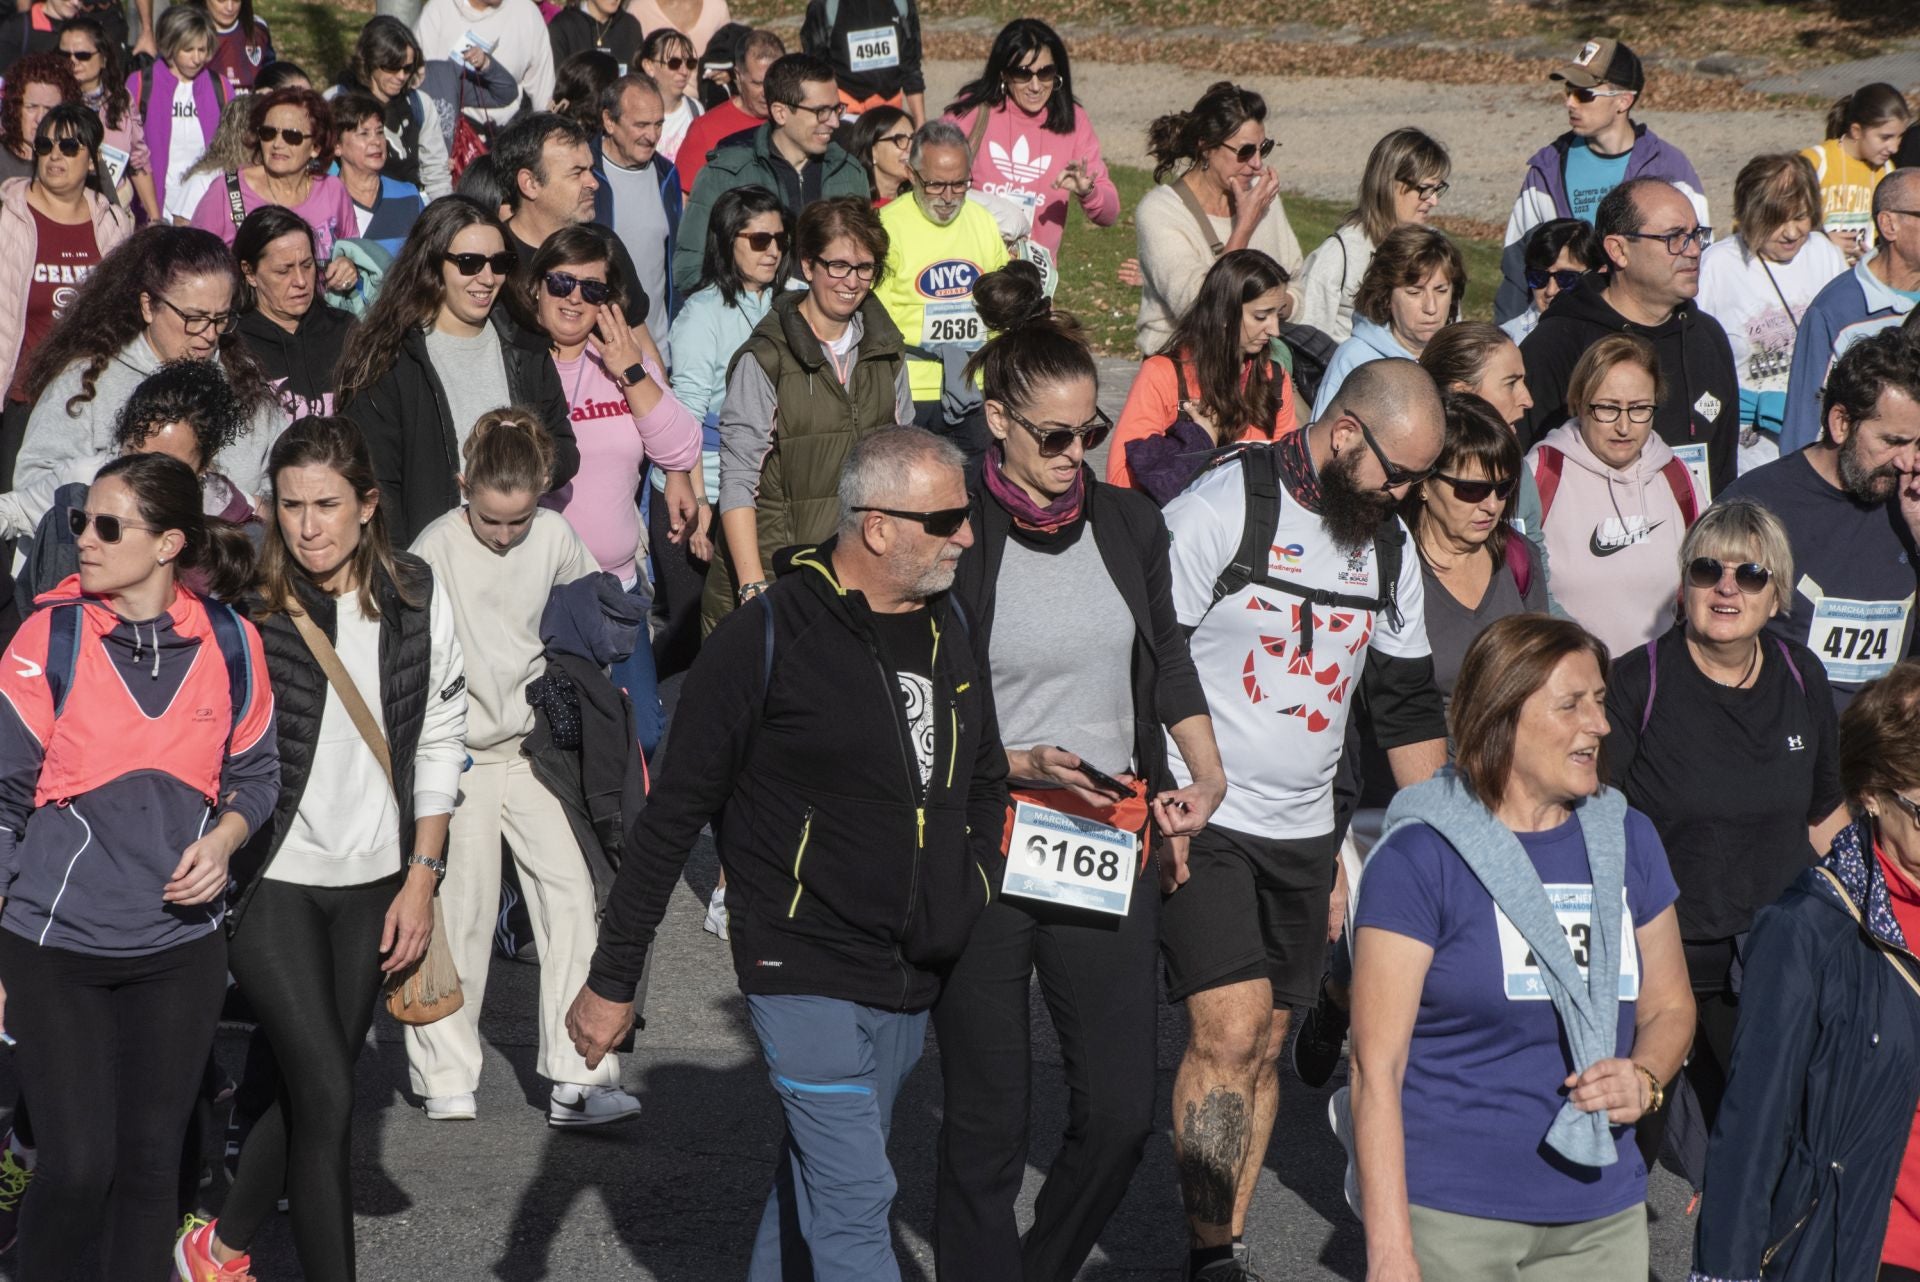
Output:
top-left (1172, 177), bottom-right (1224, 257)
top-left (288, 607), bottom-right (395, 794)
top-left (1811, 865), bottom-right (1920, 1004)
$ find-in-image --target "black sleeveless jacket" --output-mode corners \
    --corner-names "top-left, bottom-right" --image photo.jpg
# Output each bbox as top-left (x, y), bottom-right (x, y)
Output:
top-left (227, 554), bottom-right (439, 929)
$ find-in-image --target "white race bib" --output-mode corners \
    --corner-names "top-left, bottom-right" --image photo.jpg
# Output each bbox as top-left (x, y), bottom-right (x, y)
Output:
top-left (1800, 580), bottom-right (1912, 685)
top-left (846, 25), bottom-right (899, 72)
top-left (1494, 884), bottom-right (1639, 1002)
top-left (1670, 441), bottom-right (1710, 511)
top-left (99, 143), bottom-right (130, 190)
top-left (1001, 800), bottom-right (1136, 918)
top-left (450, 29), bottom-right (496, 61)
top-left (921, 298), bottom-right (984, 348)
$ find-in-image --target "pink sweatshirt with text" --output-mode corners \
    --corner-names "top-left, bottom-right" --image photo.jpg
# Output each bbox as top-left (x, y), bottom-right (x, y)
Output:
top-left (945, 100), bottom-right (1118, 255)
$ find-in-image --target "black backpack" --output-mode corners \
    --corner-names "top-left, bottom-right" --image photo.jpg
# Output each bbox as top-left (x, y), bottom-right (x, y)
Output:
top-left (1198, 443), bottom-right (1404, 661)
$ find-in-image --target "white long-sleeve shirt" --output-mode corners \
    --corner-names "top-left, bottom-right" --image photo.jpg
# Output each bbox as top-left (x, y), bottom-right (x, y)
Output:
top-left (412, 0), bottom-right (553, 129)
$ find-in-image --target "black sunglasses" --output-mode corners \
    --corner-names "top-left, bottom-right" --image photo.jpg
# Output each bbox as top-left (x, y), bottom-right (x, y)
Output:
top-left (256, 125), bottom-right (311, 147)
top-left (1348, 409), bottom-right (1435, 489)
top-left (59, 47), bottom-right (97, 62)
top-left (32, 137), bottom-right (83, 157)
top-left (542, 271), bottom-right (611, 305)
top-left (1525, 268), bottom-right (1584, 292)
top-left (379, 61), bottom-right (421, 76)
top-left (443, 250), bottom-right (517, 277)
top-left (1686, 557), bottom-right (1772, 595)
top-left (67, 508), bottom-right (160, 543)
top-left (738, 230), bottom-right (790, 252)
top-left (1004, 402), bottom-right (1113, 457)
top-left (1432, 473), bottom-right (1516, 504)
top-left (650, 56), bottom-right (691, 71)
top-left (1219, 138), bottom-right (1276, 165)
top-left (851, 506), bottom-right (970, 537)
top-left (1003, 64), bottom-right (1058, 85)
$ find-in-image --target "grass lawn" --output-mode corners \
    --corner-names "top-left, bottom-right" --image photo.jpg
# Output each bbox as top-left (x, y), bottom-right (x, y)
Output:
top-left (1058, 163), bottom-right (1502, 355)
top-left (255, 0), bottom-right (370, 83)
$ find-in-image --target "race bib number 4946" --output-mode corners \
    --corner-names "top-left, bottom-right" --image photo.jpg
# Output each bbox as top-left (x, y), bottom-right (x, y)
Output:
top-left (846, 25), bottom-right (899, 72)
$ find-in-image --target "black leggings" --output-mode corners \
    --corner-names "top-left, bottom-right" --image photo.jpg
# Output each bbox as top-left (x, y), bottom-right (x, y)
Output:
top-left (221, 875), bottom-right (396, 1282)
top-left (0, 926), bottom-right (226, 1281)
top-left (932, 869), bottom-right (1161, 1281)
top-left (647, 487), bottom-right (710, 681)
top-left (1634, 943), bottom-right (1743, 1170)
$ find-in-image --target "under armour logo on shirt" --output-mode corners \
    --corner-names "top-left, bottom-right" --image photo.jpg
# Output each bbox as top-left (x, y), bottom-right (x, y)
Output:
top-left (1787, 735), bottom-right (1805, 751)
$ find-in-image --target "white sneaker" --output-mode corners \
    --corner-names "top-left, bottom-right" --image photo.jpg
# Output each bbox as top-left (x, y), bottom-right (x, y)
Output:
top-left (703, 886), bottom-right (730, 941)
top-left (1329, 1086), bottom-right (1361, 1221)
top-left (549, 1083), bottom-right (642, 1129)
top-left (424, 1092), bottom-right (477, 1121)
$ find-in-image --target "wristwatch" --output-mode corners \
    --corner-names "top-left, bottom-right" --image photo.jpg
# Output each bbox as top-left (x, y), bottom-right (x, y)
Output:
top-left (406, 853), bottom-right (447, 882)
top-left (1634, 1063), bottom-right (1664, 1113)
top-left (620, 361), bottom-right (648, 387)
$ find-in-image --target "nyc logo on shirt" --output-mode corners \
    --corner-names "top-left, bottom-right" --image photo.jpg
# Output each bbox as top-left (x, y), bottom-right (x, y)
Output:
top-left (916, 260), bottom-right (981, 300)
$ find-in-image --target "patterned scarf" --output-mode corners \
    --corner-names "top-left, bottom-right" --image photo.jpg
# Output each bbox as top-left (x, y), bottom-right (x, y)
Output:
top-left (1273, 422), bottom-right (1322, 513)
top-left (983, 443), bottom-right (1085, 537)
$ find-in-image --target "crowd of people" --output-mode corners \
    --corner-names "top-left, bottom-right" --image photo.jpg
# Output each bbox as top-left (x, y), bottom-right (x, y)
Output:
top-left (0, 0), bottom-right (1913, 1279)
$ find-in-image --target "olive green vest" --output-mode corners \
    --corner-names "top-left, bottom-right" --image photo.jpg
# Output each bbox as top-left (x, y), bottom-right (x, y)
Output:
top-left (701, 291), bottom-right (906, 633)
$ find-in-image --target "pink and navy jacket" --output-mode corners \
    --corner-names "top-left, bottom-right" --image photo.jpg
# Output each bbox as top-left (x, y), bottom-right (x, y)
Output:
top-left (0, 577), bottom-right (278, 956)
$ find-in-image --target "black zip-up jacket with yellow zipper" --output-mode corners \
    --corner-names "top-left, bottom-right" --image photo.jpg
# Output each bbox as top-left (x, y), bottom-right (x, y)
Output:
top-left (587, 538), bottom-right (1008, 1012)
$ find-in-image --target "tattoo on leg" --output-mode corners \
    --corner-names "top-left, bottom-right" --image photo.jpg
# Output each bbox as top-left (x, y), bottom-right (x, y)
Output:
top-left (1177, 1086), bottom-right (1250, 1227)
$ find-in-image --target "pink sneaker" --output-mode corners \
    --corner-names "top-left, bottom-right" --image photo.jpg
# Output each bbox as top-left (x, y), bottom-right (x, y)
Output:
top-left (174, 1215), bottom-right (255, 1281)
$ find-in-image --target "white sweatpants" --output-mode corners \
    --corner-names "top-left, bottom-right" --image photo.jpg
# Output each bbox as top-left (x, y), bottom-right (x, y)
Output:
top-left (405, 754), bottom-right (618, 1097)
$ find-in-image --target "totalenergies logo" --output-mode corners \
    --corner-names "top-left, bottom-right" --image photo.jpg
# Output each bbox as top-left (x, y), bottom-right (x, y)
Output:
top-left (1270, 542), bottom-right (1304, 568)
top-left (916, 260), bottom-right (981, 300)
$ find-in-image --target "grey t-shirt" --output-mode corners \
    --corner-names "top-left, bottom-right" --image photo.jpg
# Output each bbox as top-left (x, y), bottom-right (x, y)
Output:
top-left (1420, 547), bottom-right (1548, 703)
top-left (602, 158), bottom-right (672, 361)
top-left (989, 530), bottom-right (1136, 775)
top-left (424, 323), bottom-right (511, 455)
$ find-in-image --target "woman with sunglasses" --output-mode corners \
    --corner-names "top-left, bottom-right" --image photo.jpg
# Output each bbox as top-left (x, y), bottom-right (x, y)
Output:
top-left (1604, 499), bottom-right (1847, 1172)
top-left (0, 51), bottom-right (80, 184)
top-left (935, 258), bottom-right (1222, 1281)
top-left (1698, 153), bottom-right (1847, 476)
top-left (847, 103), bottom-right (913, 205)
top-left (189, 87), bottom-right (360, 297)
top-left (1135, 80), bottom-right (1302, 356)
top-left (942, 19), bottom-right (1116, 260)
top-left (1311, 225), bottom-right (1465, 422)
top-left (1501, 218), bottom-right (1597, 345)
top-left (641, 29), bottom-right (704, 164)
top-left (1526, 333), bottom-right (1697, 657)
top-left (1294, 127), bottom-right (1452, 344)
top-left (626, 0), bottom-right (732, 60)
top-left (1110, 248), bottom-right (1296, 504)
top-left (5, 225), bottom-right (281, 549)
top-left (57, 20), bottom-right (158, 219)
top-left (658, 185), bottom-right (780, 675)
top-left (0, 104), bottom-right (132, 504)
top-left (523, 226), bottom-right (699, 758)
top-left (334, 16), bottom-right (516, 201)
top-left (235, 205), bottom-right (355, 420)
top-left (702, 194), bottom-right (909, 634)
top-left (338, 196), bottom-right (577, 546)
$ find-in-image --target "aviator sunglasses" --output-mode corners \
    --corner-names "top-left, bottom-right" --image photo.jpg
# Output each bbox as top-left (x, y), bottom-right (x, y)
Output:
top-left (67, 508), bottom-right (159, 543)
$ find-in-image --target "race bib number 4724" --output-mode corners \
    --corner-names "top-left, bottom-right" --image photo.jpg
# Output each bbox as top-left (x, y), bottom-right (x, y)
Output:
top-left (1799, 577), bottom-right (1912, 686)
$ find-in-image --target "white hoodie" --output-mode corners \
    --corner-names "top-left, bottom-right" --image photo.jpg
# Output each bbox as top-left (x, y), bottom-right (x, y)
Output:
top-left (1527, 420), bottom-right (1691, 656)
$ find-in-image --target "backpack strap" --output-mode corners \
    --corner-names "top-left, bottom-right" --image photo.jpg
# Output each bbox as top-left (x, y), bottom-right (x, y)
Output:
top-left (1639, 638), bottom-right (1660, 734)
top-left (210, 68), bottom-right (227, 110)
top-left (1208, 445), bottom-right (1280, 611)
top-left (1172, 357), bottom-right (1191, 408)
top-left (1660, 456), bottom-right (1700, 526)
top-left (44, 601), bottom-right (82, 718)
top-left (1172, 179), bottom-right (1225, 258)
top-left (1507, 534), bottom-right (1534, 600)
top-left (223, 170), bottom-right (246, 227)
top-left (139, 63), bottom-right (153, 122)
top-left (46, 597), bottom-right (250, 728)
top-left (1533, 444), bottom-right (1565, 522)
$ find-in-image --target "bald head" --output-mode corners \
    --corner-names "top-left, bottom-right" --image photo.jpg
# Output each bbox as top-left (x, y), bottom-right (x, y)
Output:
top-left (1874, 168), bottom-right (1920, 275)
top-left (1875, 167), bottom-right (1920, 218)
top-left (1330, 359), bottom-right (1446, 454)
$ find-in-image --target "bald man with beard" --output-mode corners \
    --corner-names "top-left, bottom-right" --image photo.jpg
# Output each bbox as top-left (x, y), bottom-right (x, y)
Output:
top-left (1156, 358), bottom-right (1450, 1280)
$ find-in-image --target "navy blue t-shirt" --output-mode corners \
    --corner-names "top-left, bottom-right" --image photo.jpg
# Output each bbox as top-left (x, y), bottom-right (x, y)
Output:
top-left (1354, 807), bottom-right (1679, 1223)
top-left (1721, 450), bottom-right (1919, 708)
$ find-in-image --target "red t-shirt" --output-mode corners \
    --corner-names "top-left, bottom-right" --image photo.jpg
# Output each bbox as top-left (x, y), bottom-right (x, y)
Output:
top-left (1878, 841), bottom-right (1920, 1271)
top-left (676, 100), bottom-right (758, 194)
top-left (12, 209), bottom-right (100, 402)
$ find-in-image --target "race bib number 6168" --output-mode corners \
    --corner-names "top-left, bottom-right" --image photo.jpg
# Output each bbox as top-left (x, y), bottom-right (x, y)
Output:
top-left (1000, 800), bottom-right (1135, 918)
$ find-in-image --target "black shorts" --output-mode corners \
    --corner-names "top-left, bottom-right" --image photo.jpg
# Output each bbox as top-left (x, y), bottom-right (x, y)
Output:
top-left (1160, 823), bottom-right (1340, 1008)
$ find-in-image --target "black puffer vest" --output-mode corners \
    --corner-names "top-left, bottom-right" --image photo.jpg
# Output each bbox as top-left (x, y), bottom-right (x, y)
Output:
top-left (227, 554), bottom-right (439, 929)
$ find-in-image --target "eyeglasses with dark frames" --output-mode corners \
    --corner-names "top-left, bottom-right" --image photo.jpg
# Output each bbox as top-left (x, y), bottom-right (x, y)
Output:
top-left (1002, 403), bottom-right (1113, 458)
top-left (1892, 792), bottom-right (1920, 827)
top-left (1617, 226), bottom-right (1713, 255)
top-left (810, 257), bottom-right (877, 281)
top-left (542, 271), bottom-right (611, 305)
top-left (1586, 400), bottom-right (1657, 425)
top-left (152, 295), bottom-right (237, 336)
top-left (850, 506), bottom-right (970, 537)
top-left (912, 170), bottom-right (970, 197)
top-left (1410, 179), bottom-right (1450, 201)
top-left (1685, 557), bottom-right (1772, 595)
top-left (1347, 409), bottom-right (1435, 490)
top-left (782, 99), bottom-right (846, 124)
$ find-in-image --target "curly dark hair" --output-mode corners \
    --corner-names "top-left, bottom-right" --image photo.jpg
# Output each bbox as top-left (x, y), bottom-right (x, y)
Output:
top-left (21, 225), bottom-right (276, 419)
top-left (54, 18), bottom-right (132, 132)
top-left (112, 360), bottom-right (246, 468)
top-left (248, 86), bottom-right (335, 173)
top-left (0, 51), bottom-right (80, 160)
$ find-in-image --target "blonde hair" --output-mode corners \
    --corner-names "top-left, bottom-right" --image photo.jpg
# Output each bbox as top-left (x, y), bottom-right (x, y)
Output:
top-left (1567, 332), bottom-right (1665, 419)
top-left (1679, 498), bottom-right (1795, 618)
top-left (463, 408), bottom-right (555, 496)
top-left (1351, 127), bottom-right (1451, 245)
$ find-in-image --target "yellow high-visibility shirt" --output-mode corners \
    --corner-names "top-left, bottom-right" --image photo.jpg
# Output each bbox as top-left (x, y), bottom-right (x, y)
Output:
top-left (876, 196), bottom-right (1010, 403)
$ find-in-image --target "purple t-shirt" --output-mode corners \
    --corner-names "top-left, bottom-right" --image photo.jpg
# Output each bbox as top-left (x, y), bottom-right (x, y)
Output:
top-left (1353, 807), bottom-right (1679, 1223)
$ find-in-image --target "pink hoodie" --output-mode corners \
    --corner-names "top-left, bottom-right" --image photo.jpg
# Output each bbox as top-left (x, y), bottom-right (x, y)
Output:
top-left (945, 100), bottom-right (1118, 255)
top-left (1528, 421), bottom-right (1692, 657)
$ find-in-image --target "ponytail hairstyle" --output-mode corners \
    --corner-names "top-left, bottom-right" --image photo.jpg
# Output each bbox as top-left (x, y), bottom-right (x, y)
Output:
top-left (93, 452), bottom-right (255, 602)
top-left (966, 260), bottom-right (1096, 412)
top-left (1146, 81), bottom-right (1265, 183)
top-left (1826, 83), bottom-right (1912, 141)
top-left (259, 415), bottom-right (418, 617)
top-left (462, 408), bottom-right (556, 497)
top-left (1419, 321), bottom-right (1516, 397)
top-left (1161, 248), bottom-right (1291, 441)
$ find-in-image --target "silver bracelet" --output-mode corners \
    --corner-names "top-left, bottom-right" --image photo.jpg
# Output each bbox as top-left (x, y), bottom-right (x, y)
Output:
top-left (406, 853), bottom-right (447, 880)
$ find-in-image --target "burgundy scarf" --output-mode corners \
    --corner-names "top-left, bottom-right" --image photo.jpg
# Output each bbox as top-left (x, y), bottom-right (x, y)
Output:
top-left (983, 443), bottom-right (1085, 536)
top-left (1273, 422), bottom-right (1323, 513)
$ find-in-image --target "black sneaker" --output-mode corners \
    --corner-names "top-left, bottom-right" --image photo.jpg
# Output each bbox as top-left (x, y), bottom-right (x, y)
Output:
top-left (1290, 981), bottom-right (1350, 1089)
top-left (1193, 1254), bottom-right (1266, 1282)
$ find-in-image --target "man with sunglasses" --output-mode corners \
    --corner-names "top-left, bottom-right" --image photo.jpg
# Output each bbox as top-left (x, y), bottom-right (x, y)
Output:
top-left (1157, 359), bottom-right (1448, 1280)
top-left (1724, 328), bottom-right (1920, 710)
top-left (799, 0), bottom-right (925, 125)
top-left (874, 120), bottom-right (1007, 452)
top-left (1521, 177), bottom-right (1740, 500)
top-left (591, 73), bottom-right (681, 359)
top-left (1779, 167), bottom-right (1920, 455)
top-left (674, 52), bottom-right (868, 294)
top-left (1496, 36), bottom-right (1708, 325)
top-left (566, 427), bottom-right (1007, 1280)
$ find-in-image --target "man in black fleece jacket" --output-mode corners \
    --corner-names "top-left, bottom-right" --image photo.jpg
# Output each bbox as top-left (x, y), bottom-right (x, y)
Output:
top-left (566, 427), bottom-right (1007, 1277)
top-left (1520, 176), bottom-right (1740, 497)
